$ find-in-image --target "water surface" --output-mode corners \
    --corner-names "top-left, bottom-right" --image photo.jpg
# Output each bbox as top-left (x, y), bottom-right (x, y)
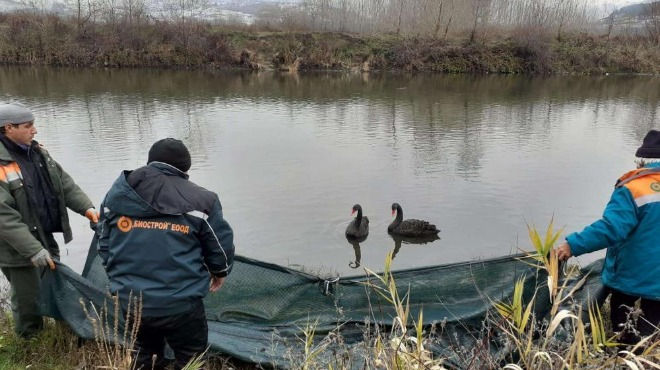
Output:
top-left (1, 67), bottom-right (658, 276)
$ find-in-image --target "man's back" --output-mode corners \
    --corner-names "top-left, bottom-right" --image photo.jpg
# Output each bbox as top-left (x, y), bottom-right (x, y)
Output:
top-left (98, 163), bottom-right (234, 317)
top-left (97, 138), bottom-right (235, 369)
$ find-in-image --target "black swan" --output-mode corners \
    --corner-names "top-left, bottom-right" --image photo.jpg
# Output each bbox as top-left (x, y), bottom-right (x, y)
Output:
top-left (345, 204), bottom-right (369, 239)
top-left (388, 203), bottom-right (440, 237)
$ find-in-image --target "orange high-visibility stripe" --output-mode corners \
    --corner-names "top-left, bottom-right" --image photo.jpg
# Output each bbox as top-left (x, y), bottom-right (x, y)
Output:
top-left (0, 163), bottom-right (22, 184)
top-left (624, 175), bottom-right (660, 199)
top-left (618, 168), bottom-right (651, 185)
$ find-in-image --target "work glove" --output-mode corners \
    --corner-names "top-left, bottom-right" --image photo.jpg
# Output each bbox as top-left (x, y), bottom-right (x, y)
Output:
top-left (30, 249), bottom-right (55, 270)
top-left (85, 208), bottom-right (100, 224)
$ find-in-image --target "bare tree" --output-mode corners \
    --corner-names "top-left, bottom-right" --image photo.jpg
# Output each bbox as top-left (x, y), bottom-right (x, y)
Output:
top-left (554, 0), bottom-right (578, 41)
top-left (303, 0), bottom-right (321, 29)
top-left (155, 0), bottom-right (209, 62)
top-left (646, 1), bottom-right (660, 44)
top-left (272, 0), bottom-right (598, 38)
top-left (18, 0), bottom-right (48, 14)
top-left (158, 0), bottom-right (209, 24)
top-left (123, 0), bottom-right (149, 28)
top-left (120, 0), bottom-right (149, 48)
top-left (469, 0), bottom-right (491, 43)
top-left (433, 1), bottom-right (444, 38)
top-left (319, 0), bottom-right (330, 31)
top-left (396, 0), bottom-right (405, 36)
top-left (338, 0), bottom-right (348, 32)
top-left (64, 0), bottom-right (101, 31)
top-left (605, 12), bottom-right (616, 39)
top-left (98, 0), bottom-right (120, 31)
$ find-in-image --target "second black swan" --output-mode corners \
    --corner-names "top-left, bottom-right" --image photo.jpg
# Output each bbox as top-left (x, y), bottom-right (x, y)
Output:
top-left (388, 203), bottom-right (440, 237)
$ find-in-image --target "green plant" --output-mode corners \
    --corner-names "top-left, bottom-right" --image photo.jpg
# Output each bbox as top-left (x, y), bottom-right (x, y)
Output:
top-left (493, 276), bottom-right (536, 335)
top-left (494, 220), bottom-right (660, 369)
top-left (364, 251), bottom-right (446, 370)
top-left (588, 299), bottom-right (619, 352)
top-left (521, 218), bottom-right (562, 303)
top-left (181, 348), bottom-right (209, 370)
top-left (298, 318), bottom-right (329, 370)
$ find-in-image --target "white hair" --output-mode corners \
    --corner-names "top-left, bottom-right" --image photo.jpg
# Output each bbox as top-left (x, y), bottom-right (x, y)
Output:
top-left (635, 158), bottom-right (660, 168)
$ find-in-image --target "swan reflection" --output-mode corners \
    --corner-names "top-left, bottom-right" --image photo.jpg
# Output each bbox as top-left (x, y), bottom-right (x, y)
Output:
top-left (345, 234), bottom-right (366, 269)
top-left (390, 233), bottom-right (440, 260)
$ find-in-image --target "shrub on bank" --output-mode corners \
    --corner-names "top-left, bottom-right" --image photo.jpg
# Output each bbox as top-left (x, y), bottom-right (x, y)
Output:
top-left (0, 12), bottom-right (659, 74)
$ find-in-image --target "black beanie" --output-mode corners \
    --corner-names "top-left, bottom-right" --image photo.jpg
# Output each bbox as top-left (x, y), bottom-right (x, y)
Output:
top-left (147, 138), bottom-right (192, 172)
top-left (635, 130), bottom-right (660, 158)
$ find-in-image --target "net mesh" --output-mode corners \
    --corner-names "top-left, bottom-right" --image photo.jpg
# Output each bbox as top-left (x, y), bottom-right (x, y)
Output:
top-left (38, 235), bottom-right (605, 368)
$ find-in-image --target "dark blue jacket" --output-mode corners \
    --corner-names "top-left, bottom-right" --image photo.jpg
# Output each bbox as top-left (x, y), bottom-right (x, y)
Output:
top-left (97, 162), bottom-right (235, 317)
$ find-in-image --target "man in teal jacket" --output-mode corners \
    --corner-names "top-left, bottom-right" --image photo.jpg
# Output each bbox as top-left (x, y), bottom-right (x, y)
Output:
top-left (0, 102), bottom-right (98, 338)
top-left (97, 138), bottom-right (234, 370)
top-left (556, 129), bottom-right (660, 345)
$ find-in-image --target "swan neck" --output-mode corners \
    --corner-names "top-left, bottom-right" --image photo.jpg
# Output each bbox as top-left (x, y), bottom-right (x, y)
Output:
top-left (395, 207), bottom-right (403, 223)
top-left (389, 207), bottom-right (403, 230)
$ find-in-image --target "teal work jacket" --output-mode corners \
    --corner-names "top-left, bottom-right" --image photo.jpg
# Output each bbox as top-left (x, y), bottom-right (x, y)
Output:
top-left (567, 163), bottom-right (660, 300)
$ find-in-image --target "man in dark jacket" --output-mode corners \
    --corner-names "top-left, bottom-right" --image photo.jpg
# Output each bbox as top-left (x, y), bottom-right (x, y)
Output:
top-left (97, 138), bottom-right (235, 370)
top-left (0, 102), bottom-right (98, 338)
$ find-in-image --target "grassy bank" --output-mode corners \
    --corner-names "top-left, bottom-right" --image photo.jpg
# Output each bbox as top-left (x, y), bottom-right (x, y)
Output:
top-left (0, 12), bottom-right (659, 74)
top-left (0, 315), bottom-right (253, 370)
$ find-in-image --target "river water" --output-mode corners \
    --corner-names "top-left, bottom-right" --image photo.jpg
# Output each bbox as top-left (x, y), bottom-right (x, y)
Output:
top-left (1, 67), bottom-right (659, 276)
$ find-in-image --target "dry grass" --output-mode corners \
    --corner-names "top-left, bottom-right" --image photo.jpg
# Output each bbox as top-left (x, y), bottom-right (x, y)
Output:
top-left (0, 311), bottom-right (255, 370)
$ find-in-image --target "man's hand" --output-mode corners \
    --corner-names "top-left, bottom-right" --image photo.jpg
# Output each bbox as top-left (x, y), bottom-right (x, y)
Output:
top-left (30, 249), bottom-right (55, 270)
top-left (555, 242), bottom-right (573, 262)
top-left (85, 208), bottom-right (100, 224)
top-left (210, 276), bottom-right (225, 293)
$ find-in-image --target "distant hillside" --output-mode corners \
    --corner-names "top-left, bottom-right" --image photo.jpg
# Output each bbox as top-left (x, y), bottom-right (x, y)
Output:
top-left (216, 1), bottom-right (279, 15)
top-left (212, 0), bottom-right (301, 16)
top-left (612, 0), bottom-right (660, 18)
top-left (0, 0), bottom-right (29, 12)
top-left (0, 0), bottom-right (299, 24)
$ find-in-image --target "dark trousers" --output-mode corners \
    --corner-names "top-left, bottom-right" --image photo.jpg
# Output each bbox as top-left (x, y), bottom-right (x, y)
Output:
top-left (609, 288), bottom-right (660, 344)
top-left (132, 299), bottom-right (208, 370)
top-left (0, 234), bottom-right (59, 338)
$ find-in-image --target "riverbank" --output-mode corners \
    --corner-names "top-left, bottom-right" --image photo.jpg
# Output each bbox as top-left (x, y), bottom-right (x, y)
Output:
top-left (0, 12), bottom-right (659, 74)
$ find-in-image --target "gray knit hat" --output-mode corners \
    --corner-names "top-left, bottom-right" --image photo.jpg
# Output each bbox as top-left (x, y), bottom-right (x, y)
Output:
top-left (0, 102), bottom-right (34, 125)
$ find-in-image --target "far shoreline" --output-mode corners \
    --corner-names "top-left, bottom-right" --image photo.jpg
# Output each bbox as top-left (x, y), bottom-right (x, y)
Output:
top-left (0, 12), bottom-right (658, 76)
